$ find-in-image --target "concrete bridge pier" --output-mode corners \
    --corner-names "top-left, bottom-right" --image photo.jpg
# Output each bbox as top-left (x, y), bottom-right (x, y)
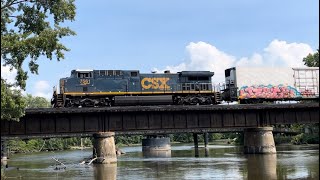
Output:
top-left (93, 132), bottom-right (117, 164)
top-left (244, 127), bottom-right (276, 154)
top-left (142, 135), bottom-right (171, 158)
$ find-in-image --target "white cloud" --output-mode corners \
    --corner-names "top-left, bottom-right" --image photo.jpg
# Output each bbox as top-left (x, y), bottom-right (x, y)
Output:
top-left (1, 63), bottom-right (17, 84)
top-left (2, 63), bottom-right (52, 99)
top-left (236, 53), bottom-right (263, 67)
top-left (263, 39), bottom-right (314, 67)
top-left (1, 63), bottom-right (26, 94)
top-left (33, 80), bottom-right (52, 100)
top-left (154, 41), bottom-right (236, 84)
top-left (154, 40), bottom-right (314, 84)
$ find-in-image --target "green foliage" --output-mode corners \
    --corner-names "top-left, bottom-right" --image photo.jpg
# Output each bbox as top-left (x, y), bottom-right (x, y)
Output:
top-left (1, 78), bottom-right (26, 121)
top-left (290, 124), bottom-right (304, 132)
top-left (24, 94), bottom-right (50, 108)
top-left (7, 139), bottom-right (29, 153)
top-left (274, 135), bottom-right (292, 145)
top-left (1, 166), bottom-right (6, 180)
top-left (171, 133), bottom-right (195, 143)
top-left (273, 124), bottom-right (319, 145)
top-left (210, 133), bottom-right (224, 140)
top-left (1, 84), bottom-right (50, 121)
top-left (291, 133), bottom-right (319, 145)
top-left (1, 0), bottom-right (76, 122)
top-left (220, 132), bottom-right (243, 145)
top-left (115, 135), bottom-right (143, 146)
top-left (303, 49), bottom-right (319, 67)
top-left (1, 0), bottom-right (76, 90)
top-left (7, 137), bottom-right (92, 153)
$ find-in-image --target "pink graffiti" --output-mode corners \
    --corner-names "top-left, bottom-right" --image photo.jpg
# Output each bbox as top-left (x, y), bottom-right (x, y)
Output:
top-left (300, 89), bottom-right (316, 97)
top-left (239, 85), bottom-right (298, 99)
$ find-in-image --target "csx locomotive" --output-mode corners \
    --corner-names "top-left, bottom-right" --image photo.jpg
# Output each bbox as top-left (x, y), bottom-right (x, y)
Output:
top-left (52, 69), bottom-right (222, 107)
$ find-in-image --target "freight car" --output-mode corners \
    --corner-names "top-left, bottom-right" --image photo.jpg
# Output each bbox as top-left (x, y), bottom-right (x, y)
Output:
top-left (52, 69), bottom-right (222, 107)
top-left (222, 67), bottom-right (319, 104)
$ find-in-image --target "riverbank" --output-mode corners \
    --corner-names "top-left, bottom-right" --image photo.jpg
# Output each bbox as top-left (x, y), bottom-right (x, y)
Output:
top-left (69, 146), bottom-right (92, 150)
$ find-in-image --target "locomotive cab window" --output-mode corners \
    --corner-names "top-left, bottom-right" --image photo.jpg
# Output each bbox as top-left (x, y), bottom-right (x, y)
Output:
top-left (225, 69), bottom-right (231, 77)
top-left (100, 70), bottom-right (106, 76)
top-left (78, 72), bottom-right (92, 78)
top-left (131, 72), bottom-right (138, 77)
top-left (198, 76), bottom-right (209, 81)
top-left (115, 70), bottom-right (122, 76)
top-left (188, 76), bottom-right (209, 81)
top-left (188, 77), bottom-right (197, 81)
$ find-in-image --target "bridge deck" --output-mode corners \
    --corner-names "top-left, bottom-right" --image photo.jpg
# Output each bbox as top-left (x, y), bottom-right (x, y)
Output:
top-left (1, 103), bottom-right (319, 139)
top-left (25, 103), bottom-right (318, 113)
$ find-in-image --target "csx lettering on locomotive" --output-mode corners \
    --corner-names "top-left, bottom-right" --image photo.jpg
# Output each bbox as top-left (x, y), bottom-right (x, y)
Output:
top-left (141, 77), bottom-right (170, 90)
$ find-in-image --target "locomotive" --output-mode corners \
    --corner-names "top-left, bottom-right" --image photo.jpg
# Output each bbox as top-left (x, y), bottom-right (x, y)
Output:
top-left (51, 69), bottom-right (222, 107)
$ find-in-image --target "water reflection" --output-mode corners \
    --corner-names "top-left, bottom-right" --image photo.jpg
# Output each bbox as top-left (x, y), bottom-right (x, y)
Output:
top-left (94, 163), bottom-right (117, 180)
top-left (2, 144), bottom-right (318, 179)
top-left (192, 147), bottom-right (210, 157)
top-left (204, 147), bottom-right (209, 157)
top-left (246, 154), bottom-right (277, 180)
top-left (143, 150), bottom-right (171, 158)
top-left (194, 147), bottom-right (199, 157)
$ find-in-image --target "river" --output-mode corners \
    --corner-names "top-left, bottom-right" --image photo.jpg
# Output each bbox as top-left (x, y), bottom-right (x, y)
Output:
top-left (2, 143), bottom-right (319, 179)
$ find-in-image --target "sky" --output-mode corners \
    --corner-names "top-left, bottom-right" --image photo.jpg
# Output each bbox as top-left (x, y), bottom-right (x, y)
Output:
top-left (1, 0), bottom-right (319, 100)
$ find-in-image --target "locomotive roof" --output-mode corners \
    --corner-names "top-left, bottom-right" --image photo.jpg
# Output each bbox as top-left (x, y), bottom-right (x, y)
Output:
top-left (74, 69), bottom-right (93, 72)
top-left (179, 71), bottom-right (214, 77)
top-left (72, 69), bottom-right (215, 74)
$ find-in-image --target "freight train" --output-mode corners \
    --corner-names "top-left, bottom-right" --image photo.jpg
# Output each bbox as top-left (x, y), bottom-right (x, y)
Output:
top-left (51, 69), bottom-right (221, 107)
top-left (51, 67), bottom-right (319, 107)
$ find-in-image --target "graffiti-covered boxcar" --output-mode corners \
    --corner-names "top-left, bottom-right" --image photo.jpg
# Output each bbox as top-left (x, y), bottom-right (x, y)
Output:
top-left (222, 67), bottom-right (319, 103)
top-left (52, 70), bottom-right (221, 107)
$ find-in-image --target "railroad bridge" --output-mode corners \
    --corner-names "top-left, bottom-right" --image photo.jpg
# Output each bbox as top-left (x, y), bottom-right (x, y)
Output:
top-left (1, 103), bottom-right (319, 163)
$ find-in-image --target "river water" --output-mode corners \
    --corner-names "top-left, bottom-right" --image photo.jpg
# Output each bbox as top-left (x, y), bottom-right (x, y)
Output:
top-left (2, 143), bottom-right (319, 180)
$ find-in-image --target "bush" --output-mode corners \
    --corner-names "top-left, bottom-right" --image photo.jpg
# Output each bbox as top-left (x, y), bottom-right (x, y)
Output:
top-left (274, 135), bottom-right (292, 144)
top-left (291, 133), bottom-right (319, 145)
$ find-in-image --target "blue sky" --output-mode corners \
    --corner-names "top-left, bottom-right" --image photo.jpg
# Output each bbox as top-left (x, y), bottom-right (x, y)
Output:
top-left (1, 0), bottom-right (319, 99)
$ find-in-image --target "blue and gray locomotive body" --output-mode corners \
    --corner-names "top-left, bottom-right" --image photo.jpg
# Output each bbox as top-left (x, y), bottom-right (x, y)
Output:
top-left (53, 69), bottom-right (221, 107)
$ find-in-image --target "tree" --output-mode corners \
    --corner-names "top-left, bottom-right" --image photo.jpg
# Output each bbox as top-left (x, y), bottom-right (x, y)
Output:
top-left (303, 49), bottom-right (319, 67)
top-left (1, 79), bottom-right (26, 121)
top-left (1, 0), bottom-right (76, 89)
top-left (1, 0), bottom-right (76, 121)
top-left (24, 94), bottom-right (50, 108)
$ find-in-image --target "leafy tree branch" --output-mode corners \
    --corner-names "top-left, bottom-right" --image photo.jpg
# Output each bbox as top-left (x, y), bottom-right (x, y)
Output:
top-left (1, 0), bottom-right (76, 89)
top-left (303, 49), bottom-right (319, 67)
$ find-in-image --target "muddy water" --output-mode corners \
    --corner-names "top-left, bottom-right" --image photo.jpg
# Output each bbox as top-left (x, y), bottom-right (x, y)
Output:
top-left (2, 144), bottom-right (319, 179)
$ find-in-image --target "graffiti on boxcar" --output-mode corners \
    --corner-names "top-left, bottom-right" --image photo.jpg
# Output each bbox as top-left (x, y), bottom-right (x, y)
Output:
top-left (238, 84), bottom-right (303, 99)
top-left (300, 89), bottom-right (317, 97)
